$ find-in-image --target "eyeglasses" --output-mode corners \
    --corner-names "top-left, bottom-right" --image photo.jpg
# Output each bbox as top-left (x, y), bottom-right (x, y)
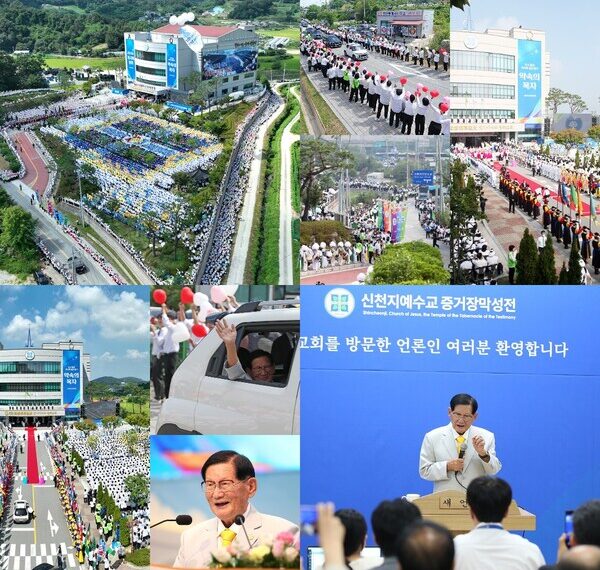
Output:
top-left (201, 479), bottom-right (249, 494)
top-left (451, 412), bottom-right (474, 421)
top-left (251, 365), bottom-right (274, 373)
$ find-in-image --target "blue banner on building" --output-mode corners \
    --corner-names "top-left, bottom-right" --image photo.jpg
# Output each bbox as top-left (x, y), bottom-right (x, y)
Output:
top-left (411, 169), bottom-right (434, 185)
top-left (202, 48), bottom-right (258, 79)
top-left (167, 41), bottom-right (178, 89)
top-left (62, 349), bottom-right (81, 411)
top-left (125, 37), bottom-right (136, 82)
top-left (517, 39), bottom-right (542, 125)
top-left (165, 101), bottom-right (196, 113)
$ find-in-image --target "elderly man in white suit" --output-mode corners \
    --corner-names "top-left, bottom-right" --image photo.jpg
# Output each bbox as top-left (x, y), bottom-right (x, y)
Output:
top-left (419, 394), bottom-right (501, 493)
top-left (174, 450), bottom-right (298, 568)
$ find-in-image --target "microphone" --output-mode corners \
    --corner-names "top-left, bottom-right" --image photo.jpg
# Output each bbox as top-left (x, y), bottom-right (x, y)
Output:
top-left (455, 442), bottom-right (468, 491)
top-left (235, 514), bottom-right (253, 549)
top-left (150, 514), bottom-right (193, 528)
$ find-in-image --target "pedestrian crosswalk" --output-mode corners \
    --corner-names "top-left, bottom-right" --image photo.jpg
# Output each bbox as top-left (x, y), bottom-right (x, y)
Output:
top-left (0, 542), bottom-right (82, 570)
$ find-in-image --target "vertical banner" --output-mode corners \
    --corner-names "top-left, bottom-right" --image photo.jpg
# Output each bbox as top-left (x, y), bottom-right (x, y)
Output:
top-left (383, 202), bottom-right (391, 232)
top-left (62, 349), bottom-right (81, 411)
top-left (391, 208), bottom-right (399, 242)
top-left (377, 200), bottom-right (383, 230)
top-left (517, 39), bottom-right (542, 125)
top-left (125, 37), bottom-right (136, 82)
top-left (167, 40), bottom-right (178, 89)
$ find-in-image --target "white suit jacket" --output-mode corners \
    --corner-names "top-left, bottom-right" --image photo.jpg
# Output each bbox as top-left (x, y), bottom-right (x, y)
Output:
top-left (173, 504), bottom-right (298, 568)
top-left (419, 423), bottom-right (501, 492)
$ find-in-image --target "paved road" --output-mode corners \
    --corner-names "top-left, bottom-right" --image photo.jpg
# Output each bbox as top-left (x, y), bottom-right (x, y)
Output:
top-left (12, 133), bottom-right (49, 199)
top-left (279, 86), bottom-right (300, 285)
top-left (1, 429), bottom-right (81, 570)
top-left (302, 47), bottom-right (449, 135)
top-left (227, 91), bottom-right (287, 284)
top-left (1, 180), bottom-right (113, 285)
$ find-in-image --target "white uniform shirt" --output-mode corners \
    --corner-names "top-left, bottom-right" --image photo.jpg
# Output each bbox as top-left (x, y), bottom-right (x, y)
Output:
top-left (454, 523), bottom-right (545, 570)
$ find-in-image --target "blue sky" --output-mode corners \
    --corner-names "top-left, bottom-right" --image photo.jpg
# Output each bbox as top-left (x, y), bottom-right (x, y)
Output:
top-left (0, 286), bottom-right (149, 380)
top-left (451, 0), bottom-right (600, 113)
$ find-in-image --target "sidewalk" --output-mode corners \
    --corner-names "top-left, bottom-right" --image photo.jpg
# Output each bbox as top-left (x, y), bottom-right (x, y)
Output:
top-left (481, 180), bottom-right (600, 283)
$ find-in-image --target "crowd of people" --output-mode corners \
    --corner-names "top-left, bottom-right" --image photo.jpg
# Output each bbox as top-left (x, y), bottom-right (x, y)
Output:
top-left (0, 427), bottom-right (17, 521)
top-left (0, 128), bottom-right (26, 181)
top-left (301, 31), bottom-right (451, 134)
top-left (64, 425), bottom-right (149, 511)
top-left (4, 93), bottom-right (121, 127)
top-left (199, 90), bottom-right (283, 284)
top-left (314, 479), bottom-right (600, 570)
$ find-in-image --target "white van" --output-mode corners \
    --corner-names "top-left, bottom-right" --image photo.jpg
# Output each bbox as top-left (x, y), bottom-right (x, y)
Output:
top-left (155, 300), bottom-right (300, 435)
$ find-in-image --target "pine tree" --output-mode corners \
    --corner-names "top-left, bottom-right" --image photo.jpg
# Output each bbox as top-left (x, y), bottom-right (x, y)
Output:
top-left (536, 234), bottom-right (557, 284)
top-left (575, 149), bottom-right (581, 168)
top-left (516, 228), bottom-right (538, 284)
top-left (558, 262), bottom-right (569, 284)
top-left (567, 237), bottom-right (583, 284)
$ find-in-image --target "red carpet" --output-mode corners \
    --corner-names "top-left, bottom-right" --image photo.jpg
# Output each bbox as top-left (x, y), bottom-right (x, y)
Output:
top-left (26, 427), bottom-right (40, 484)
top-left (493, 162), bottom-right (591, 216)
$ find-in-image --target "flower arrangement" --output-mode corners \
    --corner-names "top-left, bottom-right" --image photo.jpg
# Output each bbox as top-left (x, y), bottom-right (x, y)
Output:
top-left (210, 531), bottom-right (300, 568)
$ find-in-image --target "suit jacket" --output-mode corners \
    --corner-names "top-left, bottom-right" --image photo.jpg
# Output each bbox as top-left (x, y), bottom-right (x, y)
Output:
top-left (173, 504), bottom-right (298, 568)
top-left (419, 423), bottom-right (501, 493)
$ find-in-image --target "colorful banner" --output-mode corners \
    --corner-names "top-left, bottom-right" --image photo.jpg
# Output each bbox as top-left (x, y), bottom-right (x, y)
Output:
top-left (125, 37), bottom-right (136, 82)
top-left (391, 209), bottom-right (399, 242)
top-left (517, 39), bottom-right (542, 125)
top-left (62, 349), bottom-right (81, 411)
top-left (383, 202), bottom-right (391, 232)
top-left (202, 48), bottom-right (258, 79)
top-left (166, 41), bottom-right (178, 89)
top-left (377, 200), bottom-right (383, 230)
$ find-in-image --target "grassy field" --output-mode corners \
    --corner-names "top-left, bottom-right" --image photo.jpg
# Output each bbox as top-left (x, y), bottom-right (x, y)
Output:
top-left (44, 56), bottom-right (124, 70)
top-left (258, 54), bottom-right (300, 72)
top-left (300, 70), bottom-right (348, 135)
top-left (121, 399), bottom-right (150, 416)
top-left (258, 27), bottom-right (300, 41)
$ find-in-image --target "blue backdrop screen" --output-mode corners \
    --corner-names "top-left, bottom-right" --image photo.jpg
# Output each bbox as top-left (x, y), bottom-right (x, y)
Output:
top-left (300, 285), bottom-right (599, 563)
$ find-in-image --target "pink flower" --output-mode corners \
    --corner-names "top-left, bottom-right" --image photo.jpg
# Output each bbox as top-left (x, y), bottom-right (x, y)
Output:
top-left (272, 539), bottom-right (285, 558)
top-left (276, 531), bottom-right (295, 546)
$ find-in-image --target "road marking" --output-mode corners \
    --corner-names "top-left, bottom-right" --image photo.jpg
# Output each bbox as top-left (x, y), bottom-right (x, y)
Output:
top-left (40, 544), bottom-right (46, 556)
top-left (32, 486), bottom-right (36, 545)
top-left (8, 528), bottom-right (34, 532)
top-left (20, 545), bottom-right (26, 557)
top-left (47, 510), bottom-right (59, 537)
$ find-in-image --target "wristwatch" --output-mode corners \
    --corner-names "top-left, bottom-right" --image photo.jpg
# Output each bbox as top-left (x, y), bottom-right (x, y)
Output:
top-left (479, 452), bottom-right (490, 460)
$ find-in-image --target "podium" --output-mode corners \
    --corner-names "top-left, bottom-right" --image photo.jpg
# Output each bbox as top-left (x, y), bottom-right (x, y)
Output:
top-left (412, 491), bottom-right (536, 535)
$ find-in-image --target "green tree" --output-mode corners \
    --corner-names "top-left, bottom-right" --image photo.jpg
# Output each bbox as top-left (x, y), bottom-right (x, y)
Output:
top-left (101, 415), bottom-right (122, 429)
top-left (575, 149), bottom-right (581, 169)
top-left (300, 138), bottom-right (354, 221)
top-left (125, 474), bottom-right (149, 507)
top-left (588, 125), bottom-right (600, 142)
top-left (567, 238), bottom-right (583, 284)
top-left (369, 242), bottom-right (450, 285)
top-left (74, 419), bottom-right (97, 434)
top-left (0, 207), bottom-right (36, 257)
top-left (550, 129), bottom-right (586, 146)
top-left (86, 433), bottom-right (99, 450)
top-left (515, 228), bottom-right (538, 284)
top-left (449, 160), bottom-right (483, 283)
top-left (565, 93), bottom-right (588, 114)
top-left (536, 236), bottom-right (557, 285)
top-left (558, 262), bottom-right (569, 284)
top-left (546, 87), bottom-right (570, 115)
top-left (451, 0), bottom-right (470, 8)
top-left (58, 70), bottom-right (72, 90)
top-left (122, 429), bottom-right (139, 455)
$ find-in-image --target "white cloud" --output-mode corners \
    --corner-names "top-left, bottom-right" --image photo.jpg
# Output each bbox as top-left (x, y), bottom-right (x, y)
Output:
top-left (98, 352), bottom-right (116, 362)
top-left (66, 287), bottom-right (148, 340)
top-left (2, 314), bottom-right (83, 345)
top-left (492, 16), bottom-right (520, 30)
top-left (125, 349), bottom-right (148, 360)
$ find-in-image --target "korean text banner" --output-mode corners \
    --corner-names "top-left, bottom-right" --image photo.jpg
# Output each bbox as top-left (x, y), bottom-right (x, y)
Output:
top-left (166, 41), bottom-right (178, 89)
top-left (202, 48), bottom-right (258, 79)
top-left (125, 37), bottom-right (136, 81)
top-left (300, 285), bottom-right (593, 377)
top-left (62, 349), bottom-right (81, 410)
top-left (517, 39), bottom-right (542, 125)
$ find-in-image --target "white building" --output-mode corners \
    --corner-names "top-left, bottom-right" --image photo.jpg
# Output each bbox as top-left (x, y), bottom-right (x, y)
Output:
top-left (0, 339), bottom-right (90, 425)
top-left (451, 27), bottom-right (550, 144)
top-left (376, 9), bottom-right (434, 38)
top-left (124, 23), bottom-right (260, 100)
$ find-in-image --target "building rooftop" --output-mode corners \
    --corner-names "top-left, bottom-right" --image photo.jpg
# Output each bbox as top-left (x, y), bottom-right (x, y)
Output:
top-left (153, 24), bottom-right (238, 37)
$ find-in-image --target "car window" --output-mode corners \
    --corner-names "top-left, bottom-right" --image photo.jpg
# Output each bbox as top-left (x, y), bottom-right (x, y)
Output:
top-left (207, 322), bottom-right (298, 387)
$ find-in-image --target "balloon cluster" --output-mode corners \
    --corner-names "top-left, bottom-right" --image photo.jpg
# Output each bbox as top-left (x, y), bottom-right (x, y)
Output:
top-left (152, 285), bottom-right (240, 341)
top-left (169, 12), bottom-right (195, 26)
